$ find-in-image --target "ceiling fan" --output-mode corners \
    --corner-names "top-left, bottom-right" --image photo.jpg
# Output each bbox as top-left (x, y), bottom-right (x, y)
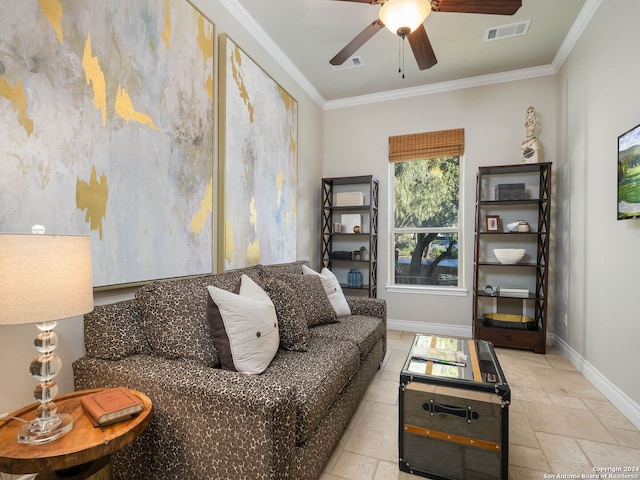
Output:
top-left (330, 0), bottom-right (523, 71)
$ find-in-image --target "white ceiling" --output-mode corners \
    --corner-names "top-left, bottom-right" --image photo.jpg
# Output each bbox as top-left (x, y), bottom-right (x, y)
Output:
top-left (231, 0), bottom-right (590, 104)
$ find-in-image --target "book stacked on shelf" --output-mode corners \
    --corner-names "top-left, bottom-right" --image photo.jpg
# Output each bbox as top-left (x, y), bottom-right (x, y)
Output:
top-left (81, 387), bottom-right (143, 427)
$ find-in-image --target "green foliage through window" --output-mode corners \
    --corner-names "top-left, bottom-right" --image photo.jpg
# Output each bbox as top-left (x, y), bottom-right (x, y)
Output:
top-left (392, 156), bottom-right (460, 287)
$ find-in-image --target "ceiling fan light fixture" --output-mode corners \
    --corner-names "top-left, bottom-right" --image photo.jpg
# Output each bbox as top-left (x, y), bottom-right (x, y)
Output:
top-left (379, 0), bottom-right (431, 36)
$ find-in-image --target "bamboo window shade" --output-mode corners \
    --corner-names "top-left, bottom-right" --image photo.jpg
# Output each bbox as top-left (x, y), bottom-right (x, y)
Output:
top-left (388, 128), bottom-right (464, 163)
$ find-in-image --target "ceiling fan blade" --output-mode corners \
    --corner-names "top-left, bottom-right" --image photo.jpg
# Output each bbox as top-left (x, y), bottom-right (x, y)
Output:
top-left (330, 19), bottom-right (384, 66)
top-left (430, 0), bottom-right (522, 15)
top-left (408, 24), bottom-right (437, 70)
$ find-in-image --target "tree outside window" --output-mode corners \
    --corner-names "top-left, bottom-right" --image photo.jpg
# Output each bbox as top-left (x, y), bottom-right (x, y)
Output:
top-left (392, 156), bottom-right (460, 287)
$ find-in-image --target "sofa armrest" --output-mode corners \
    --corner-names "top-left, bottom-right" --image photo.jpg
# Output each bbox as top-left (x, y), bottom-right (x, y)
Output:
top-left (73, 355), bottom-right (296, 479)
top-left (345, 296), bottom-right (386, 321)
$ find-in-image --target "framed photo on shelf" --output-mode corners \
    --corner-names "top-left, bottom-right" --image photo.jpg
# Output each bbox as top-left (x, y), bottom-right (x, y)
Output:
top-left (485, 215), bottom-right (501, 232)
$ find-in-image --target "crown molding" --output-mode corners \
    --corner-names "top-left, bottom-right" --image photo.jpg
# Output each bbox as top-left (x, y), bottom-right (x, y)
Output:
top-left (552, 0), bottom-right (603, 70)
top-left (218, 0), bottom-right (325, 107)
top-left (324, 65), bottom-right (556, 110)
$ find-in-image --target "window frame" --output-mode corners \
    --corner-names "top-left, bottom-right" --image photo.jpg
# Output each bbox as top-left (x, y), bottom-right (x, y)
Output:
top-left (387, 154), bottom-right (466, 296)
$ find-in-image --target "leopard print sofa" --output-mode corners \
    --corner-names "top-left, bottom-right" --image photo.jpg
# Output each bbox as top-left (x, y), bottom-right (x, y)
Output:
top-left (73, 261), bottom-right (386, 480)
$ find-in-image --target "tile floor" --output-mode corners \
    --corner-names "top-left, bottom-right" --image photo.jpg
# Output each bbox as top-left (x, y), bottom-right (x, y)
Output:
top-left (321, 330), bottom-right (640, 480)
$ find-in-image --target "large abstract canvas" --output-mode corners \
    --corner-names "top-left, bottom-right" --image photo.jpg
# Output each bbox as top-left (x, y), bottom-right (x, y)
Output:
top-left (219, 35), bottom-right (297, 270)
top-left (0, 0), bottom-right (215, 287)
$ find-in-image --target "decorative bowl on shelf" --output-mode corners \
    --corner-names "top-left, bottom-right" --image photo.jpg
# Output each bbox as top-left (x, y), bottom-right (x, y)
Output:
top-left (493, 248), bottom-right (526, 264)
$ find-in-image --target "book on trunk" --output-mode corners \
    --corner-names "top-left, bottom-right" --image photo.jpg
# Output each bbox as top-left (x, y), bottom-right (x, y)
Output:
top-left (81, 387), bottom-right (143, 427)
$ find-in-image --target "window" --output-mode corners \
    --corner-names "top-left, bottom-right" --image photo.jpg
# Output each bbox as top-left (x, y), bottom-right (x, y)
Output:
top-left (389, 129), bottom-right (463, 288)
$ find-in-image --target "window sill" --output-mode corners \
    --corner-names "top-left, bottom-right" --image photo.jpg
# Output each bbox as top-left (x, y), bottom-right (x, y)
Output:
top-left (385, 285), bottom-right (468, 297)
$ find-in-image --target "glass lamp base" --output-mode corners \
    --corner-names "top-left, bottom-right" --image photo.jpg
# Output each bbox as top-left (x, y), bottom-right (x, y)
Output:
top-left (17, 412), bottom-right (73, 445)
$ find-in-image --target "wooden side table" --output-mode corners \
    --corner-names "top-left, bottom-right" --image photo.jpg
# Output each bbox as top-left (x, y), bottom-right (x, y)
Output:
top-left (0, 388), bottom-right (152, 479)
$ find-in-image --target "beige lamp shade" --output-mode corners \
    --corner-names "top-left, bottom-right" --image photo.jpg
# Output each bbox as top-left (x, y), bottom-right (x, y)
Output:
top-left (0, 234), bottom-right (94, 325)
top-left (379, 0), bottom-right (431, 35)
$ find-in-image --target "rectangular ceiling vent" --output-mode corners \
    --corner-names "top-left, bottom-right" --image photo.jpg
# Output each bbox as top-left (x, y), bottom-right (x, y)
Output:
top-left (331, 56), bottom-right (364, 71)
top-left (484, 20), bottom-right (530, 42)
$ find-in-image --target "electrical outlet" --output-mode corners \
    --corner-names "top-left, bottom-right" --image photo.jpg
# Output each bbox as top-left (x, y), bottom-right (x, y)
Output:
top-left (563, 312), bottom-right (568, 327)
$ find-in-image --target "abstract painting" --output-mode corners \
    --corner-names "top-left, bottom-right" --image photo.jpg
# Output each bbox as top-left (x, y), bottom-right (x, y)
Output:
top-left (0, 0), bottom-right (215, 287)
top-left (219, 35), bottom-right (297, 270)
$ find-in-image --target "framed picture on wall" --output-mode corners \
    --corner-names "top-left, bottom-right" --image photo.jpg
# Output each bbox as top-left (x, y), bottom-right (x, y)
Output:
top-left (0, 1), bottom-right (216, 287)
top-left (485, 215), bottom-right (501, 232)
top-left (218, 34), bottom-right (298, 271)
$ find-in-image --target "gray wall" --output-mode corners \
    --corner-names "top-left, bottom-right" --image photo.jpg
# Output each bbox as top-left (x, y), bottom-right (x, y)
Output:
top-left (555, 0), bottom-right (640, 415)
top-left (323, 77), bottom-right (557, 335)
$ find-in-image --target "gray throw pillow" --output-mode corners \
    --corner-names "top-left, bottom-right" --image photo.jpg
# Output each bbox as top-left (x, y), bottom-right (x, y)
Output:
top-left (83, 300), bottom-right (152, 360)
top-left (263, 277), bottom-right (310, 351)
top-left (276, 273), bottom-right (337, 327)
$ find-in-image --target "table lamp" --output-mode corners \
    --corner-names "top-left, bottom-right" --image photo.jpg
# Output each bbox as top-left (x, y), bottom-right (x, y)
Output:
top-left (0, 231), bottom-right (93, 445)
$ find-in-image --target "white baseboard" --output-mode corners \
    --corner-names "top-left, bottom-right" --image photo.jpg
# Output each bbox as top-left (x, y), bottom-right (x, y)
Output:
top-left (386, 320), bottom-right (640, 430)
top-left (387, 318), bottom-right (473, 338)
top-left (553, 335), bottom-right (640, 430)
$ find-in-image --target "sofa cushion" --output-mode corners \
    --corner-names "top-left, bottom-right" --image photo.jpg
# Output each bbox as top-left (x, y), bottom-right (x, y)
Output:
top-left (260, 336), bottom-right (360, 444)
top-left (83, 300), bottom-right (152, 360)
top-left (275, 273), bottom-right (336, 327)
top-left (263, 277), bottom-right (309, 351)
top-left (135, 266), bottom-right (260, 366)
top-left (259, 260), bottom-right (309, 277)
top-left (206, 275), bottom-right (279, 374)
top-left (311, 315), bottom-right (385, 363)
top-left (302, 265), bottom-right (351, 317)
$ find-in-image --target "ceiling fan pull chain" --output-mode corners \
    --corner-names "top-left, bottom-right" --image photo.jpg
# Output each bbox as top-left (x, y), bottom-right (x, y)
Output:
top-left (398, 35), bottom-right (402, 75)
top-left (401, 36), bottom-right (406, 79)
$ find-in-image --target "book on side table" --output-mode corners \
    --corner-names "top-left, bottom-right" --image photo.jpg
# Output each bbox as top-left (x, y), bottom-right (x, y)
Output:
top-left (81, 387), bottom-right (143, 427)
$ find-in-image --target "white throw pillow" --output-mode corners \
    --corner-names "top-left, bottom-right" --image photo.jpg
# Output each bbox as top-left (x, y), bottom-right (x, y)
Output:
top-left (206, 275), bottom-right (279, 374)
top-left (302, 265), bottom-right (352, 317)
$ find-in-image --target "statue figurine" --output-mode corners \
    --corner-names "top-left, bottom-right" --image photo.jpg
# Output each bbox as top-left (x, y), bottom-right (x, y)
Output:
top-left (521, 106), bottom-right (540, 163)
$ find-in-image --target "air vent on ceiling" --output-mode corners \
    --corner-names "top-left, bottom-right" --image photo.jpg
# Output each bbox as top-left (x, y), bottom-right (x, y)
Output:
top-left (331, 56), bottom-right (364, 71)
top-left (484, 20), bottom-right (530, 41)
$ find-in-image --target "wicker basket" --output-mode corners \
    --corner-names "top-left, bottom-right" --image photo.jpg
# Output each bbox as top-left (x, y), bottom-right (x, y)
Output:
top-left (483, 313), bottom-right (537, 330)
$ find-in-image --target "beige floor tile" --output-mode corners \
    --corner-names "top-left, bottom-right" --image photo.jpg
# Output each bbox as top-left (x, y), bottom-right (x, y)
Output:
top-left (547, 392), bottom-right (588, 410)
top-left (510, 411), bottom-right (540, 449)
top-left (509, 465), bottom-right (551, 480)
top-left (364, 378), bottom-right (399, 405)
top-left (511, 384), bottom-right (553, 404)
top-left (532, 367), bottom-right (606, 401)
top-left (319, 474), bottom-right (344, 480)
top-left (536, 431), bottom-right (594, 473)
top-left (374, 461), bottom-right (415, 480)
top-left (344, 401), bottom-right (398, 463)
top-left (329, 451), bottom-right (379, 480)
top-left (523, 401), bottom-right (617, 443)
top-left (509, 444), bottom-right (550, 471)
top-left (607, 427), bottom-right (640, 449)
top-left (383, 349), bottom-right (411, 373)
top-left (583, 398), bottom-right (638, 430)
top-left (577, 438), bottom-right (640, 470)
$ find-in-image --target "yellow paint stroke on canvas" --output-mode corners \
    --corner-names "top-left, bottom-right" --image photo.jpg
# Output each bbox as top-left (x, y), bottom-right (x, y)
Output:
top-left (292, 192), bottom-right (297, 217)
top-left (249, 197), bottom-right (257, 228)
top-left (197, 17), bottom-right (214, 99)
top-left (161, 0), bottom-right (171, 49)
top-left (246, 239), bottom-right (261, 265)
top-left (276, 170), bottom-right (284, 208)
top-left (115, 85), bottom-right (158, 130)
top-left (190, 177), bottom-right (213, 236)
top-left (230, 46), bottom-right (254, 123)
top-left (38, 0), bottom-right (64, 43)
top-left (82, 34), bottom-right (107, 126)
top-left (290, 126), bottom-right (297, 157)
top-left (225, 219), bottom-right (235, 263)
top-left (0, 76), bottom-right (34, 136)
top-left (76, 166), bottom-right (108, 240)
